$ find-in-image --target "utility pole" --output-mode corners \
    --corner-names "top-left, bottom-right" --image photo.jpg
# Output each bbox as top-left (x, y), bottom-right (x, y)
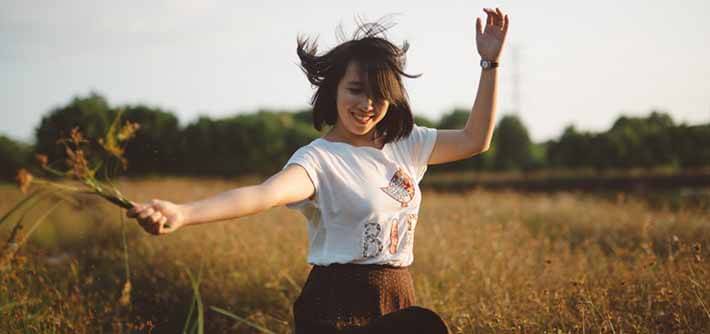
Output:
top-left (511, 45), bottom-right (521, 115)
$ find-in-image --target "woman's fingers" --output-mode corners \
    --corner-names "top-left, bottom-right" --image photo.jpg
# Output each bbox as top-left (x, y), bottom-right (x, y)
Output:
top-left (128, 202), bottom-right (159, 234)
top-left (150, 211), bottom-right (162, 224)
top-left (158, 216), bottom-right (169, 233)
top-left (144, 209), bottom-right (171, 235)
top-left (138, 218), bottom-right (153, 233)
top-left (495, 8), bottom-right (504, 26)
top-left (126, 202), bottom-right (142, 218)
top-left (150, 220), bottom-right (160, 235)
top-left (482, 8), bottom-right (505, 28)
top-left (138, 207), bottom-right (155, 220)
top-left (484, 8), bottom-right (494, 27)
top-left (128, 199), bottom-right (180, 235)
top-left (141, 211), bottom-right (163, 235)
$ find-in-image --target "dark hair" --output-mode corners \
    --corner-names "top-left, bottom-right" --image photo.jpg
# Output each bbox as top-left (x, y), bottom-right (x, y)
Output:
top-left (296, 19), bottom-right (420, 144)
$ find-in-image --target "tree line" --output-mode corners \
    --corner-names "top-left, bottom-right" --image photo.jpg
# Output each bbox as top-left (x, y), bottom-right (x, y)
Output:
top-left (1, 92), bottom-right (708, 181)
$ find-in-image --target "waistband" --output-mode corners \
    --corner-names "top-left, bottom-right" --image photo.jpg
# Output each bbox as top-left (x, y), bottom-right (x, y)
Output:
top-left (313, 263), bottom-right (409, 272)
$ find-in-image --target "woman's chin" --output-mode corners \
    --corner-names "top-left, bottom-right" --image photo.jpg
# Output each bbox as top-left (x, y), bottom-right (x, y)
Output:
top-left (347, 124), bottom-right (373, 136)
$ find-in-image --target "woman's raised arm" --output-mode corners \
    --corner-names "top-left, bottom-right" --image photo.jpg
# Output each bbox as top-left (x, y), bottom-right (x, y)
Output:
top-left (427, 8), bottom-right (509, 165)
top-left (126, 164), bottom-right (315, 235)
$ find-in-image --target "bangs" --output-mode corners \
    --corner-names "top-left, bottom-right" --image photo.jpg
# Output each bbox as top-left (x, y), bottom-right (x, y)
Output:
top-left (359, 57), bottom-right (405, 105)
top-left (350, 37), bottom-right (411, 105)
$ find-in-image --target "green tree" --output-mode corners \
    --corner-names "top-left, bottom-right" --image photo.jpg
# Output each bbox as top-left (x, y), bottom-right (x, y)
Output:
top-left (673, 124), bottom-right (710, 167)
top-left (492, 115), bottom-right (533, 171)
top-left (121, 105), bottom-right (182, 175)
top-left (292, 108), bottom-right (315, 128)
top-left (438, 109), bottom-right (469, 129)
top-left (180, 111), bottom-right (319, 176)
top-left (414, 115), bottom-right (437, 128)
top-left (0, 135), bottom-right (31, 181)
top-left (547, 125), bottom-right (597, 168)
top-left (528, 142), bottom-right (548, 170)
top-left (607, 111), bottom-right (676, 167)
top-left (34, 92), bottom-right (114, 165)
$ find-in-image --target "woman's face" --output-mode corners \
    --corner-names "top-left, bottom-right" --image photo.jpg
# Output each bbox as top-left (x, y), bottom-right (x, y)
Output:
top-left (334, 61), bottom-right (390, 138)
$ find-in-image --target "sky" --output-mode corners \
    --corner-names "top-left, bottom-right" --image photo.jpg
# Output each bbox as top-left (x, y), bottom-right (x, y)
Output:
top-left (1, 0), bottom-right (709, 143)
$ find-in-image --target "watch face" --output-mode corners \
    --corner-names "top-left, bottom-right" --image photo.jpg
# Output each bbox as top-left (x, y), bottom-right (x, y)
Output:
top-left (481, 60), bottom-right (490, 68)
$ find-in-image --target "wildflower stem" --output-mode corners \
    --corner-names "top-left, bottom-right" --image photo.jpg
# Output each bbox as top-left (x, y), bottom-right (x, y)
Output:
top-left (118, 208), bottom-right (133, 309)
top-left (32, 179), bottom-right (83, 193)
top-left (41, 164), bottom-right (69, 178)
top-left (0, 200), bottom-right (63, 269)
top-left (184, 265), bottom-right (205, 334)
top-left (120, 210), bottom-right (131, 281)
top-left (0, 189), bottom-right (46, 227)
top-left (210, 306), bottom-right (276, 334)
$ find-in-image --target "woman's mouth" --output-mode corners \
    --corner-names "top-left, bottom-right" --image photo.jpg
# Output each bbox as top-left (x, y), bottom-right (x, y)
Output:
top-left (352, 112), bottom-right (374, 125)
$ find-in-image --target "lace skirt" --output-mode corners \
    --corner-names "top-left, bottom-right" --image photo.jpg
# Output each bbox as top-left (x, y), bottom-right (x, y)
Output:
top-left (293, 263), bottom-right (448, 333)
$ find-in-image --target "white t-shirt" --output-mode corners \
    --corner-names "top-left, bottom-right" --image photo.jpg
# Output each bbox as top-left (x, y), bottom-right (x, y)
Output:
top-left (283, 125), bottom-right (438, 267)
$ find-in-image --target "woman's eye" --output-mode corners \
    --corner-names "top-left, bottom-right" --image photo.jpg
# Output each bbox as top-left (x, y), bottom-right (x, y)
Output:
top-left (348, 88), bottom-right (363, 94)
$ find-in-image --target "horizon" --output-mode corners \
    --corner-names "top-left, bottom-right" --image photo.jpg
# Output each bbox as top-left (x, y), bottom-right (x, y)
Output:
top-left (1, 90), bottom-right (704, 146)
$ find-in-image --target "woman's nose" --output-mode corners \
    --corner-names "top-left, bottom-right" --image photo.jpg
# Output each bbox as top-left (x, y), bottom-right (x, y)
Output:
top-left (358, 97), bottom-right (374, 111)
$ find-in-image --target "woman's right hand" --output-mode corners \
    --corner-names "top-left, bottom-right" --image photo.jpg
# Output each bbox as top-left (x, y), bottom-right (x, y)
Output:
top-left (126, 199), bottom-right (187, 235)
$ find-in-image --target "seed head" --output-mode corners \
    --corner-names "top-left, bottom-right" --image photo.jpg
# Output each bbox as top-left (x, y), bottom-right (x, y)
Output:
top-left (15, 168), bottom-right (34, 193)
top-left (693, 243), bottom-right (701, 254)
top-left (65, 147), bottom-right (91, 179)
top-left (70, 127), bottom-right (88, 146)
top-left (35, 154), bottom-right (48, 168)
top-left (118, 280), bottom-right (132, 306)
top-left (98, 137), bottom-right (129, 170)
top-left (118, 121), bottom-right (140, 142)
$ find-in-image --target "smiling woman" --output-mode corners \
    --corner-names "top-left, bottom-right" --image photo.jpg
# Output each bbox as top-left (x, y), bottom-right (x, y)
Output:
top-left (127, 7), bottom-right (509, 333)
top-left (332, 61), bottom-right (391, 143)
top-left (297, 24), bottom-right (420, 147)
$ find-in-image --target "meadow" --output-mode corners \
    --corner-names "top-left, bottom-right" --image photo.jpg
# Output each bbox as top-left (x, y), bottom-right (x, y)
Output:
top-left (1, 177), bottom-right (708, 333)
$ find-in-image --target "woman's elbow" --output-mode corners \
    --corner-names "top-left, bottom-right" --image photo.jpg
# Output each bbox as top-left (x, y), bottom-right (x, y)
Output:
top-left (467, 142), bottom-right (490, 158)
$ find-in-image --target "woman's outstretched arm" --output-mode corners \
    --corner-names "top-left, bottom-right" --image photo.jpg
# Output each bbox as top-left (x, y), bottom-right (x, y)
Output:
top-left (126, 164), bottom-right (314, 235)
top-left (428, 7), bottom-right (509, 165)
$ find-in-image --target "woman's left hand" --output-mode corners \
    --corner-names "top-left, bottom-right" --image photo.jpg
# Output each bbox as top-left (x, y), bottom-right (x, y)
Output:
top-left (476, 7), bottom-right (509, 62)
top-left (127, 199), bottom-right (186, 235)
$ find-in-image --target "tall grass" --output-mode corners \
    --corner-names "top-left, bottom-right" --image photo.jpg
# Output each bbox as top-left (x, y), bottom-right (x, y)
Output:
top-left (0, 178), bottom-right (708, 333)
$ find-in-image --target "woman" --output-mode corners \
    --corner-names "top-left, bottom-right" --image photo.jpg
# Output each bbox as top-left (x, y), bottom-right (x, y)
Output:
top-left (128, 8), bottom-right (509, 333)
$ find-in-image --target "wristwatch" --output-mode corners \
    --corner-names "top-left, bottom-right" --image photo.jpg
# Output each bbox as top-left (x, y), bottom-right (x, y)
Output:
top-left (480, 59), bottom-right (499, 70)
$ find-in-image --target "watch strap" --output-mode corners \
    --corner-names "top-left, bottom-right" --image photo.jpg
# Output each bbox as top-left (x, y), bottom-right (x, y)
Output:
top-left (480, 59), bottom-right (499, 69)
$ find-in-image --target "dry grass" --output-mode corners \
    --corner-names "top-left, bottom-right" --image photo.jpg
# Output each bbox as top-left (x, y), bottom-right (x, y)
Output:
top-left (1, 178), bottom-right (708, 333)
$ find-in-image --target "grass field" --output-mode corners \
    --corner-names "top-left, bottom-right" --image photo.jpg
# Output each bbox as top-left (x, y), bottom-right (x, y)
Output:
top-left (1, 178), bottom-right (709, 333)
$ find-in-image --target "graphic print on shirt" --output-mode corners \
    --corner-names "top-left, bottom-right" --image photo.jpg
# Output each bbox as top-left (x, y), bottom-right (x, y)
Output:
top-left (380, 168), bottom-right (415, 208)
top-left (401, 213), bottom-right (417, 252)
top-left (362, 222), bottom-right (384, 258)
top-left (388, 218), bottom-right (399, 254)
top-left (387, 214), bottom-right (418, 255)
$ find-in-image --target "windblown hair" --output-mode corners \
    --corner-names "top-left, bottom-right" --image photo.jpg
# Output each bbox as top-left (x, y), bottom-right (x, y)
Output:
top-left (296, 18), bottom-right (420, 144)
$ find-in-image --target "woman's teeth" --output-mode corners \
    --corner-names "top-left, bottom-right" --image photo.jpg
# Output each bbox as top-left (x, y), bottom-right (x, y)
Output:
top-left (352, 113), bottom-right (373, 124)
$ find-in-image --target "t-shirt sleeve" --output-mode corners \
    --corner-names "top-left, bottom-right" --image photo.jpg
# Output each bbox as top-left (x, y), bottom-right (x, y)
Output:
top-left (403, 124), bottom-right (438, 182)
top-left (282, 145), bottom-right (321, 209)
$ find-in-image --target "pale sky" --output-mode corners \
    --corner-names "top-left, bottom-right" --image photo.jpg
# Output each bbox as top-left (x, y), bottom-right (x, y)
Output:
top-left (1, 0), bottom-right (708, 143)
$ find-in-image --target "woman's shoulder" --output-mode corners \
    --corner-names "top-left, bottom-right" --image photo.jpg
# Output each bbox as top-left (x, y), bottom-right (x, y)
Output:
top-left (391, 124), bottom-right (438, 149)
top-left (288, 137), bottom-right (330, 160)
top-left (296, 137), bottom-right (328, 152)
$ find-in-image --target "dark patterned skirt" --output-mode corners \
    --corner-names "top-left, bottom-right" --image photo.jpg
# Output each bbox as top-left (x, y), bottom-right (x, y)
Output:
top-left (293, 263), bottom-right (448, 334)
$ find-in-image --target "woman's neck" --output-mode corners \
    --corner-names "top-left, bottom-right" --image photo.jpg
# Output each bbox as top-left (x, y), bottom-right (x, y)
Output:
top-left (324, 124), bottom-right (383, 148)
